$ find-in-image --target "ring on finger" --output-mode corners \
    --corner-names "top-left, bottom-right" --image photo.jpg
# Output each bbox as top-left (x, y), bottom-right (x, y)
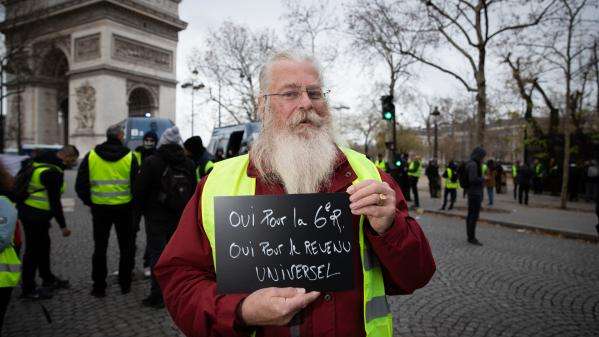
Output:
top-left (377, 193), bottom-right (387, 206)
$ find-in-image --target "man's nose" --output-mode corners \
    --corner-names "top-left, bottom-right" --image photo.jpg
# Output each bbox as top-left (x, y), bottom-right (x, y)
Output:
top-left (297, 89), bottom-right (313, 110)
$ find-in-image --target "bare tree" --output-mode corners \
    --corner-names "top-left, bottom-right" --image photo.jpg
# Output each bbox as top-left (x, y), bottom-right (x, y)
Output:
top-left (390, 0), bottom-right (557, 147)
top-left (281, 0), bottom-right (339, 65)
top-left (343, 96), bottom-right (384, 155)
top-left (345, 0), bottom-right (424, 99)
top-left (188, 21), bottom-right (277, 123)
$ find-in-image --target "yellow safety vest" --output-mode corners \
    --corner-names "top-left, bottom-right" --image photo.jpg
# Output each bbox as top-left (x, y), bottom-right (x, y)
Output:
top-left (201, 147), bottom-right (392, 337)
top-left (88, 150), bottom-right (133, 205)
top-left (374, 160), bottom-right (387, 172)
top-left (195, 160), bottom-right (215, 181)
top-left (512, 164), bottom-right (518, 177)
top-left (444, 168), bottom-right (459, 189)
top-left (408, 161), bottom-right (422, 178)
top-left (133, 150), bottom-right (142, 166)
top-left (24, 162), bottom-right (65, 211)
top-left (0, 196), bottom-right (21, 287)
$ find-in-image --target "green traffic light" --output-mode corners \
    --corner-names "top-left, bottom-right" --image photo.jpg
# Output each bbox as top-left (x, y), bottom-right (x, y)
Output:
top-left (384, 112), bottom-right (393, 120)
top-left (395, 160), bottom-right (401, 167)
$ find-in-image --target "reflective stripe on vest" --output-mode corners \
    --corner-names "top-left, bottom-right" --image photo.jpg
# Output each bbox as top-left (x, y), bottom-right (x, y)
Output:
top-left (0, 246), bottom-right (20, 287)
top-left (444, 168), bottom-right (459, 189)
top-left (89, 150), bottom-right (133, 205)
top-left (200, 147), bottom-right (392, 337)
top-left (24, 162), bottom-right (65, 211)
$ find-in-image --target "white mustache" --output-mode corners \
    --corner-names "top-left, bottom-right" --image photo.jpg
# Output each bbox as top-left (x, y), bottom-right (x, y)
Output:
top-left (287, 110), bottom-right (325, 129)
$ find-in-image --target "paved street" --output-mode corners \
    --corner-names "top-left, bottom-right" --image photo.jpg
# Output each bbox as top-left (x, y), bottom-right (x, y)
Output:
top-left (3, 171), bottom-right (599, 336)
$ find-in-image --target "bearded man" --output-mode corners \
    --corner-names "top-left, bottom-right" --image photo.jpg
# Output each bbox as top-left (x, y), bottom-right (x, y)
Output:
top-left (154, 52), bottom-right (435, 337)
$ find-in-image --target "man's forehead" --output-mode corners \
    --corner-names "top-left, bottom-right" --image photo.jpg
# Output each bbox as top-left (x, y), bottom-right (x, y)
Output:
top-left (269, 59), bottom-right (321, 88)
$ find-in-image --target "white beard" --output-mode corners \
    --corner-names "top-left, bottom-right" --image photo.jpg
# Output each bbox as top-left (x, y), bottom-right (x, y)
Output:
top-left (251, 106), bottom-right (338, 194)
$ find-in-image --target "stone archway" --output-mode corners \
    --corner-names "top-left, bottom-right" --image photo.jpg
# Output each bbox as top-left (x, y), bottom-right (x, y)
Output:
top-left (38, 47), bottom-right (70, 144)
top-left (128, 87), bottom-right (156, 117)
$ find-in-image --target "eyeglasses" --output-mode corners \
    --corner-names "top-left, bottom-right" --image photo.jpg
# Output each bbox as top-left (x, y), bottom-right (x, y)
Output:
top-left (263, 87), bottom-right (330, 101)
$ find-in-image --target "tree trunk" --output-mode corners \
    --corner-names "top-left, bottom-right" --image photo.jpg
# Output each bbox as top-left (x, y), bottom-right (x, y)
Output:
top-left (475, 64), bottom-right (487, 147)
top-left (560, 116), bottom-right (570, 209)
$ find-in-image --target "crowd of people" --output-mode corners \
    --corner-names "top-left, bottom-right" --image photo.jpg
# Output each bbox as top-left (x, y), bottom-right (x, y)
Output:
top-left (0, 49), bottom-right (597, 336)
top-left (374, 147), bottom-right (599, 246)
top-left (0, 122), bottom-right (220, 332)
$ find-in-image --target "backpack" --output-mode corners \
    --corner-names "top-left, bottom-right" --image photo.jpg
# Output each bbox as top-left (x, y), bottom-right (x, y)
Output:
top-left (0, 196), bottom-right (17, 251)
top-left (13, 162), bottom-right (48, 202)
top-left (457, 161), bottom-right (469, 189)
top-left (157, 162), bottom-right (196, 214)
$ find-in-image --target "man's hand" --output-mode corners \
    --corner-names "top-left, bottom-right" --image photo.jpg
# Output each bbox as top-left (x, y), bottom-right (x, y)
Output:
top-left (240, 287), bottom-right (320, 326)
top-left (347, 180), bottom-right (396, 235)
top-left (61, 228), bottom-right (71, 237)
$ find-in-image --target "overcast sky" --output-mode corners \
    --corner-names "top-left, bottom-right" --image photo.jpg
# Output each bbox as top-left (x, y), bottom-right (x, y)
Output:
top-left (174, 1), bottom-right (501, 141)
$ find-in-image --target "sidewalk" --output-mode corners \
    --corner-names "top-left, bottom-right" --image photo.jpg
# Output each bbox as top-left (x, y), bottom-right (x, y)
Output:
top-left (411, 181), bottom-right (598, 242)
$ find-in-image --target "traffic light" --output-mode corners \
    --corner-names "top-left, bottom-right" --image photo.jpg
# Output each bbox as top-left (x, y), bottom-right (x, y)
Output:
top-left (381, 95), bottom-right (395, 121)
top-left (394, 153), bottom-right (402, 167)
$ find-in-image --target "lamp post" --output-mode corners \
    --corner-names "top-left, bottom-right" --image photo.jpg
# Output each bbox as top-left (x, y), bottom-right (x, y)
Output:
top-left (181, 69), bottom-right (205, 136)
top-left (431, 106), bottom-right (441, 160)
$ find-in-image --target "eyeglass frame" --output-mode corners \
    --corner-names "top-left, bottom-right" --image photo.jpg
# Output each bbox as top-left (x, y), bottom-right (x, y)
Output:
top-left (261, 86), bottom-right (331, 102)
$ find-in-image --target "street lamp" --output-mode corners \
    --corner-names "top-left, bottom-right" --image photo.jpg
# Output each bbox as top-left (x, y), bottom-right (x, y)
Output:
top-left (181, 69), bottom-right (205, 136)
top-left (431, 106), bottom-right (441, 160)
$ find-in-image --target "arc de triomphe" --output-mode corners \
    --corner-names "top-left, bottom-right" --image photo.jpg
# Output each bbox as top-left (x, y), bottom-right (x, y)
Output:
top-left (0, 0), bottom-right (187, 153)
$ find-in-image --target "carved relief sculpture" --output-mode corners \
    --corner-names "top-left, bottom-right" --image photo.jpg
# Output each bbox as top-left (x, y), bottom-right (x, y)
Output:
top-left (112, 34), bottom-right (173, 71)
top-left (75, 82), bottom-right (96, 131)
top-left (74, 33), bottom-right (101, 62)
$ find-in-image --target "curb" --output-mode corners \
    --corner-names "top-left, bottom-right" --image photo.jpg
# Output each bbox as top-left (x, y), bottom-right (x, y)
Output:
top-left (423, 209), bottom-right (599, 243)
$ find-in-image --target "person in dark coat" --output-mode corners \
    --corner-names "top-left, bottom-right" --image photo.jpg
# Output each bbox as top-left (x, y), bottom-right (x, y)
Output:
top-left (19, 146), bottom-right (79, 299)
top-left (517, 163), bottom-right (533, 205)
top-left (133, 130), bottom-right (158, 278)
top-left (134, 131), bottom-right (158, 165)
top-left (134, 126), bottom-right (196, 308)
top-left (465, 147), bottom-right (486, 245)
top-left (400, 153), bottom-right (411, 201)
top-left (425, 159), bottom-right (441, 198)
top-left (495, 162), bottom-right (504, 194)
top-left (183, 136), bottom-right (214, 179)
top-left (75, 126), bottom-right (138, 297)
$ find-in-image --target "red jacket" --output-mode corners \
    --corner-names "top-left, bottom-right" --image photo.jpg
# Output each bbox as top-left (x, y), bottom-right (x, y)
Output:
top-left (155, 152), bottom-right (436, 337)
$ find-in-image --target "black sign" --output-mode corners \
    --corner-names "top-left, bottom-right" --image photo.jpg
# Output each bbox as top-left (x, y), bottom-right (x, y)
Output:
top-left (215, 193), bottom-right (355, 294)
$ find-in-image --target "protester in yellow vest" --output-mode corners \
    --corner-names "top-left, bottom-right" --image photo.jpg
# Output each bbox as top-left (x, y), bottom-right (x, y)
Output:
top-left (183, 136), bottom-right (215, 181)
top-left (18, 145), bottom-right (78, 300)
top-left (407, 156), bottom-right (423, 208)
top-left (440, 160), bottom-right (459, 210)
top-left (0, 162), bottom-right (21, 331)
top-left (512, 160), bottom-right (520, 200)
top-left (374, 154), bottom-right (388, 173)
top-left (75, 124), bottom-right (138, 298)
top-left (154, 52), bottom-right (435, 337)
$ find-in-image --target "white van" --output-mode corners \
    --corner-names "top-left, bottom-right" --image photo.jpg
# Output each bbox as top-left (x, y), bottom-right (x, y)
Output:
top-left (206, 122), bottom-right (261, 158)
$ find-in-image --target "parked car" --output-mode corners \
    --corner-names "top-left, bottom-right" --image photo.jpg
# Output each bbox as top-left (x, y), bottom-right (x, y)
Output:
top-left (206, 122), bottom-right (261, 159)
top-left (116, 117), bottom-right (175, 150)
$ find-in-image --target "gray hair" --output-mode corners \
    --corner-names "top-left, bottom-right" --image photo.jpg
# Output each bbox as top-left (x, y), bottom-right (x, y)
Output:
top-left (258, 51), bottom-right (324, 94)
top-left (60, 144), bottom-right (79, 158)
top-left (106, 124), bottom-right (124, 140)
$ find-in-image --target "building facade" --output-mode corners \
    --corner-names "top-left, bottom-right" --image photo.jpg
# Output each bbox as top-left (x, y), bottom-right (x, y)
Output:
top-left (0, 0), bottom-right (187, 153)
